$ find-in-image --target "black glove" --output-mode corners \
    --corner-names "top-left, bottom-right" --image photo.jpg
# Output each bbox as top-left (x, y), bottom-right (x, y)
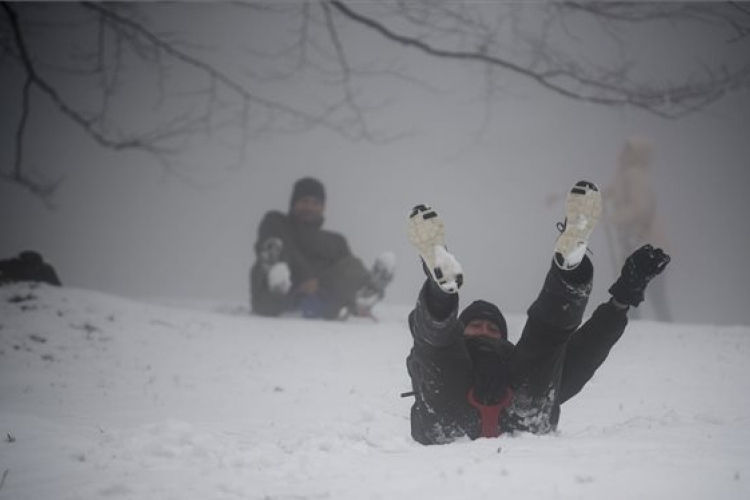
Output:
top-left (608, 244), bottom-right (671, 307)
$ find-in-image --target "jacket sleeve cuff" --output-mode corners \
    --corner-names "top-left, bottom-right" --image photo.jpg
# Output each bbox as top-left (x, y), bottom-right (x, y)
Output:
top-left (408, 280), bottom-right (462, 347)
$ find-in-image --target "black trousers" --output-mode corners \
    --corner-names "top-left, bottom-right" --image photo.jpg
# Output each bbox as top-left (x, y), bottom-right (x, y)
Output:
top-left (506, 256), bottom-right (628, 433)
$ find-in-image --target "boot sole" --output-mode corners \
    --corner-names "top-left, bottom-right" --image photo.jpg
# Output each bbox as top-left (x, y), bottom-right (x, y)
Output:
top-left (555, 181), bottom-right (602, 264)
top-left (408, 205), bottom-right (462, 293)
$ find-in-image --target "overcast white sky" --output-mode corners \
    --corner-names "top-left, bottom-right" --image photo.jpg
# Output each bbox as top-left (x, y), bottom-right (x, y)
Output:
top-left (1, 3), bottom-right (749, 325)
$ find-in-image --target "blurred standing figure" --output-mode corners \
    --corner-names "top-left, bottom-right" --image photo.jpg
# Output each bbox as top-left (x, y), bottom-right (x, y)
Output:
top-left (249, 177), bottom-right (395, 320)
top-left (603, 137), bottom-right (672, 322)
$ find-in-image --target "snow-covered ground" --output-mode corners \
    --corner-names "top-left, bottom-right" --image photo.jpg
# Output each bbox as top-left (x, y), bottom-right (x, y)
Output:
top-left (1, 283), bottom-right (749, 500)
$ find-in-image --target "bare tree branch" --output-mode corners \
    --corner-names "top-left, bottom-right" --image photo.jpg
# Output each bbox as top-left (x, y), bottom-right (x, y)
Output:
top-left (327, 0), bottom-right (746, 119)
top-left (2, 1), bottom-right (748, 205)
top-left (84, 1), bottom-right (386, 139)
top-left (2, 3), bottom-right (62, 204)
top-left (1, 2), bottom-right (379, 201)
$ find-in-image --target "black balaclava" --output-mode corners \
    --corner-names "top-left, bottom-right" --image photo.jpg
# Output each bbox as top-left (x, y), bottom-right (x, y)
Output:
top-left (466, 335), bottom-right (515, 405)
top-left (460, 300), bottom-right (513, 406)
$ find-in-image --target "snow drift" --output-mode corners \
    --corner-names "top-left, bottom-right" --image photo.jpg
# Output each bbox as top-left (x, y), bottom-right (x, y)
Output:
top-left (1, 283), bottom-right (749, 499)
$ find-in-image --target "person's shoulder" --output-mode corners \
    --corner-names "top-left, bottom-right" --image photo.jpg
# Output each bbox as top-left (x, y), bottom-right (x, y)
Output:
top-left (262, 209), bottom-right (286, 218)
top-left (257, 211), bottom-right (292, 238)
top-left (260, 210), bottom-right (288, 224)
top-left (320, 227), bottom-right (348, 242)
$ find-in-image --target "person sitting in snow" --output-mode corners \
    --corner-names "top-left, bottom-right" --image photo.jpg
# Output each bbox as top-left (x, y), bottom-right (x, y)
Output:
top-left (250, 176), bottom-right (395, 320)
top-left (0, 250), bottom-right (62, 287)
top-left (404, 181), bottom-right (670, 444)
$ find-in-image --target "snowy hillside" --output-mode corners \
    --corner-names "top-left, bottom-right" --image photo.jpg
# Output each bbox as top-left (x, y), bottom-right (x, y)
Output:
top-left (1, 283), bottom-right (749, 500)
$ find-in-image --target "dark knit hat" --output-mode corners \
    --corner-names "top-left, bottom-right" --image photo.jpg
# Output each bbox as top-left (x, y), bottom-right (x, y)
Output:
top-left (19, 250), bottom-right (43, 266)
top-left (290, 177), bottom-right (325, 206)
top-left (459, 300), bottom-right (507, 339)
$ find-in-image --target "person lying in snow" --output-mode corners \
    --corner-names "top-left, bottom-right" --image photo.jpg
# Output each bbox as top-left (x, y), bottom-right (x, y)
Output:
top-left (0, 250), bottom-right (62, 287)
top-left (250, 177), bottom-right (395, 320)
top-left (404, 181), bottom-right (670, 444)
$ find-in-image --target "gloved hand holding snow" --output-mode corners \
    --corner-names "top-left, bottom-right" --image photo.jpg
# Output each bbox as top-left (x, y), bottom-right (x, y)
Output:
top-left (267, 262), bottom-right (292, 294)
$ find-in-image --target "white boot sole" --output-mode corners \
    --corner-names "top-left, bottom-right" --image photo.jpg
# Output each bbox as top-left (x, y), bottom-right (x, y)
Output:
top-left (555, 181), bottom-right (602, 269)
top-left (408, 205), bottom-right (463, 293)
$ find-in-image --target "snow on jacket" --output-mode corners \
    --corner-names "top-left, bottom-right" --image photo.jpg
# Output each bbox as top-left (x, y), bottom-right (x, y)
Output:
top-left (406, 260), bottom-right (628, 445)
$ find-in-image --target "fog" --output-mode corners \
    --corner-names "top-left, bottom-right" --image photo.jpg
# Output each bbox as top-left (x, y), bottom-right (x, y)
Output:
top-left (1, 3), bottom-right (749, 326)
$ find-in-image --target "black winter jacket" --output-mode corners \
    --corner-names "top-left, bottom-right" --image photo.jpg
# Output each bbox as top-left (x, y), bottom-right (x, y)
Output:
top-left (250, 211), bottom-right (369, 318)
top-left (406, 258), bottom-right (628, 444)
top-left (0, 252), bottom-right (62, 287)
